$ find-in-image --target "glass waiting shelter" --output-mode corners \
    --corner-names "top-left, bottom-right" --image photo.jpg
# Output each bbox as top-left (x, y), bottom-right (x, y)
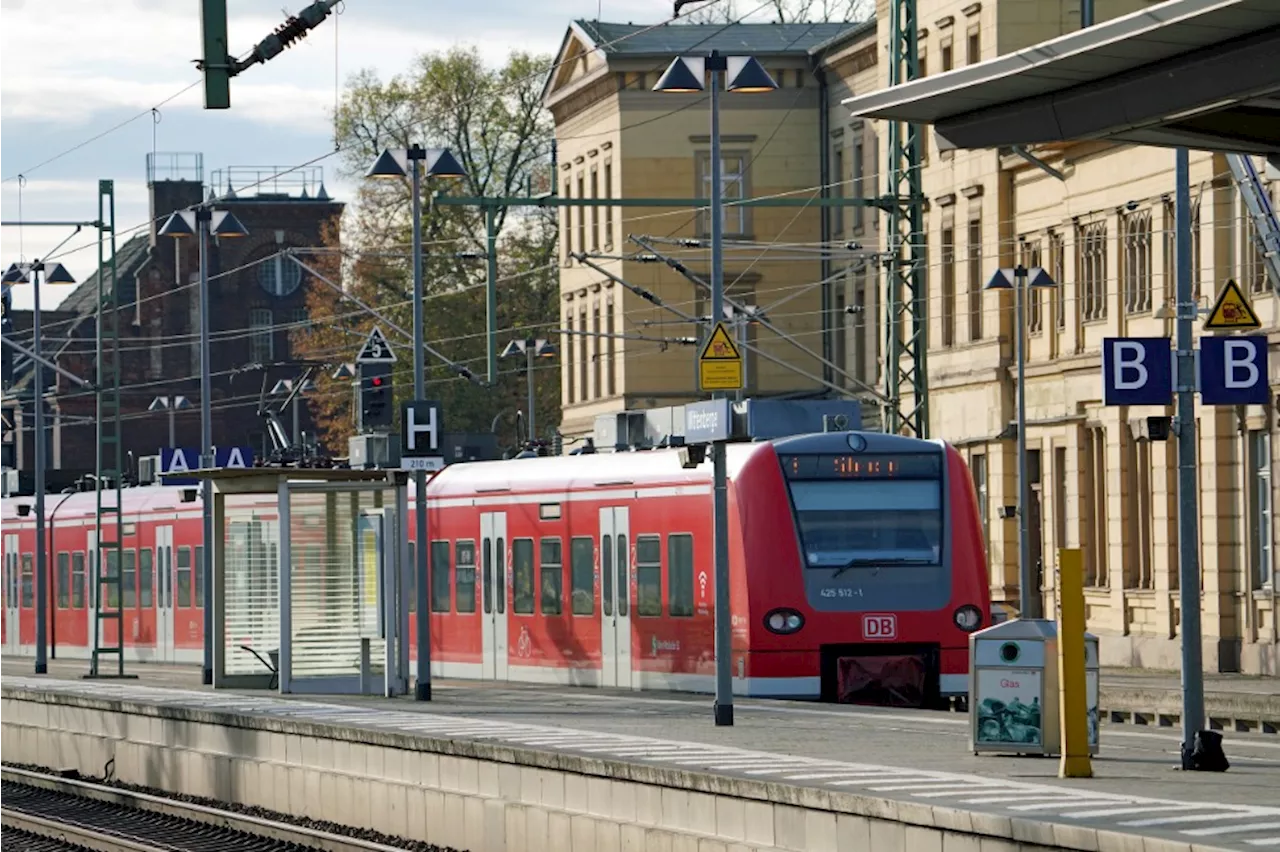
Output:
top-left (180, 467), bottom-right (411, 696)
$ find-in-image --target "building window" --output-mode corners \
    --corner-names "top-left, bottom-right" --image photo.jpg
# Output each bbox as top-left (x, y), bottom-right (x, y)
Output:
top-left (1084, 426), bottom-right (1108, 587)
top-left (831, 144), bottom-right (845, 237)
top-left (576, 174), bottom-right (586, 253)
top-left (1053, 446), bottom-right (1067, 557)
top-left (590, 166), bottom-right (600, 252)
top-left (257, 253), bottom-right (302, 297)
top-left (940, 226), bottom-right (956, 348)
top-left (1125, 432), bottom-right (1153, 589)
top-left (578, 306), bottom-right (588, 402)
top-left (605, 295), bottom-right (617, 396)
top-left (563, 179), bottom-right (573, 263)
top-left (852, 130), bottom-right (866, 232)
top-left (966, 29), bottom-right (980, 64)
top-left (1122, 209), bottom-right (1152, 314)
top-left (1049, 231), bottom-right (1066, 331)
top-left (1163, 197), bottom-right (1202, 302)
top-left (941, 41), bottom-right (953, 72)
top-left (1079, 221), bottom-right (1108, 322)
top-left (971, 452), bottom-right (988, 550)
top-left (591, 302), bottom-right (601, 398)
top-left (1022, 239), bottom-right (1044, 334)
top-left (250, 308), bottom-right (273, 362)
top-left (603, 160), bottom-right (614, 248)
top-left (563, 301), bottom-right (575, 404)
top-left (1249, 429), bottom-right (1272, 588)
top-left (696, 151), bottom-right (749, 237)
top-left (968, 217), bottom-right (983, 341)
top-left (1241, 189), bottom-right (1271, 294)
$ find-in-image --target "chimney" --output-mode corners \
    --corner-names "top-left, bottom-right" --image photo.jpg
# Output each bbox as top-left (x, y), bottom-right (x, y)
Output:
top-left (146, 153), bottom-right (206, 248)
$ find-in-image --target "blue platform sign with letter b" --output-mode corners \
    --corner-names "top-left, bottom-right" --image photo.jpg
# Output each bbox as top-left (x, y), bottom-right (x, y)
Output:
top-left (1200, 335), bottom-right (1269, 405)
top-left (1102, 337), bottom-right (1173, 406)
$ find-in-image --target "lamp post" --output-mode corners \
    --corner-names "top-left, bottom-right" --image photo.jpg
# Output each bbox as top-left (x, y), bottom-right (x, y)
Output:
top-left (149, 395), bottom-right (193, 447)
top-left (654, 50), bottom-right (777, 726)
top-left (158, 206), bottom-right (250, 685)
top-left (366, 144), bottom-right (467, 701)
top-left (3, 259), bottom-right (75, 674)
top-left (985, 264), bottom-right (1057, 621)
top-left (501, 337), bottom-right (556, 446)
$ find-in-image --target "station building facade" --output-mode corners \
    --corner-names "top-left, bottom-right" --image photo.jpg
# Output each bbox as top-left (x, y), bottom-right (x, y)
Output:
top-left (547, 6), bottom-right (1278, 675)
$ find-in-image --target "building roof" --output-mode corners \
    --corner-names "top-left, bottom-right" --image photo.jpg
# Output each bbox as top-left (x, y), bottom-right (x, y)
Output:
top-left (58, 233), bottom-right (151, 318)
top-left (839, 0), bottom-right (1280, 155)
top-left (572, 20), bottom-right (858, 58)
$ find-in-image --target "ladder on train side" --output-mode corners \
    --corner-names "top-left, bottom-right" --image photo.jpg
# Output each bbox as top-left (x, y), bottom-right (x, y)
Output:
top-left (87, 179), bottom-right (132, 680)
top-left (1225, 153), bottom-right (1280, 295)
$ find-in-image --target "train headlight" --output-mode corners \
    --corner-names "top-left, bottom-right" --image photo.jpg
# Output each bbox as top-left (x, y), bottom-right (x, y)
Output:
top-left (953, 605), bottom-right (982, 632)
top-left (765, 608), bottom-right (805, 635)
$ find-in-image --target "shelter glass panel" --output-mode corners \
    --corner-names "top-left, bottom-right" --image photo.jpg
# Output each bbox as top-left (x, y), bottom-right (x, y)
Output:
top-left (223, 495), bottom-right (280, 677)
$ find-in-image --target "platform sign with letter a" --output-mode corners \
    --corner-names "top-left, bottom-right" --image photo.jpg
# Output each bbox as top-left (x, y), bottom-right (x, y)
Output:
top-left (698, 321), bottom-right (743, 391)
top-left (1101, 337), bottom-right (1173, 406)
top-left (1203, 279), bottom-right (1261, 331)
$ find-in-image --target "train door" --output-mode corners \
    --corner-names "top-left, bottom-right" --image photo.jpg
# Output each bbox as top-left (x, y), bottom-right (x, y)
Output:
top-left (599, 506), bottom-right (633, 689)
top-left (155, 525), bottom-right (175, 662)
top-left (4, 534), bottom-right (18, 653)
top-left (480, 512), bottom-right (509, 680)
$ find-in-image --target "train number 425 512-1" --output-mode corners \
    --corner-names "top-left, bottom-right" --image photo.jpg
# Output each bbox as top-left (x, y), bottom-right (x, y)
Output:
top-left (819, 587), bottom-right (862, 598)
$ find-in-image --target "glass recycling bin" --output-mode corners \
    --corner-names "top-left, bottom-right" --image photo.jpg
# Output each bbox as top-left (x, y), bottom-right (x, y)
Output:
top-left (969, 619), bottom-right (1099, 756)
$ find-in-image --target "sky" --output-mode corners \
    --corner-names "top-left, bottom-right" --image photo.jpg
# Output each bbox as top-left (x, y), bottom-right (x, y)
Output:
top-left (0, 0), bottom-right (686, 311)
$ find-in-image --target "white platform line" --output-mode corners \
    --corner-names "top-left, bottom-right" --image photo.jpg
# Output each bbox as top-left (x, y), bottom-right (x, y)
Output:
top-left (1182, 822), bottom-right (1280, 837)
top-left (1119, 812), bottom-right (1265, 827)
top-left (1245, 838), bottom-right (1280, 847)
top-left (1005, 800), bottom-right (1132, 812)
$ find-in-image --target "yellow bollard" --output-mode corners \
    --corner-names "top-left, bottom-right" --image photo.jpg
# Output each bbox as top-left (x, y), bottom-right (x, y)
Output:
top-left (1057, 548), bottom-right (1093, 778)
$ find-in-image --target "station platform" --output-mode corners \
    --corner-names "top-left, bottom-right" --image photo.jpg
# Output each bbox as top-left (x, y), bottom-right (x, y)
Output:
top-left (3, 659), bottom-right (1279, 852)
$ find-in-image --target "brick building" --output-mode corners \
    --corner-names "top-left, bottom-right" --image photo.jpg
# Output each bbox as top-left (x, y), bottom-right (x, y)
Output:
top-left (2, 153), bottom-right (343, 480)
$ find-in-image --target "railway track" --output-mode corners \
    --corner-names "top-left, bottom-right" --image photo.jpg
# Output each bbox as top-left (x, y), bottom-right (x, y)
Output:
top-left (0, 767), bottom-right (428, 852)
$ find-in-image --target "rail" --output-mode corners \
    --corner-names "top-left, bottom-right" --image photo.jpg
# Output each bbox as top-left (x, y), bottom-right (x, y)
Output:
top-left (0, 766), bottom-right (425, 852)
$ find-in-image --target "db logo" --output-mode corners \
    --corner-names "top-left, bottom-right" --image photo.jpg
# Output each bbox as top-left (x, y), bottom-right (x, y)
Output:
top-left (863, 614), bottom-right (897, 641)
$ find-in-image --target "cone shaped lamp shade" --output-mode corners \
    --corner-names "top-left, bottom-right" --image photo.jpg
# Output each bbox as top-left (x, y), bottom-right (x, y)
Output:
top-left (726, 56), bottom-right (777, 93)
top-left (367, 148), bottom-right (408, 179)
top-left (985, 269), bottom-right (1014, 290)
top-left (425, 148), bottom-right (468, 179)
top-left (501, 339), bottom-right (525, 359)
top-left (212, 211), bottom-right (250, 238)
top-left (158, 211), bottom-right (196, 238)
top-left (43, 262), bottom-right (76, 284)
top-left (1027, 266), bottom-right (1057, 289)
top-left (653, 56), bottom-right (705, 92)
top-left (2, 266), bottom-right (27, 284)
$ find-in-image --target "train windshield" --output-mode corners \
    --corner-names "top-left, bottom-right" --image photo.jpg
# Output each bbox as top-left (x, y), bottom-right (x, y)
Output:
top-left (779, 453), bottom-right (943, 568)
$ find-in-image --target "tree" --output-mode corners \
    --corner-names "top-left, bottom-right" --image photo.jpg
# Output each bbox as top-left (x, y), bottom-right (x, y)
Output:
top-left (681, 0), bottom-right (874, 23)
top-left (293, 47), bottom-right (562, 457)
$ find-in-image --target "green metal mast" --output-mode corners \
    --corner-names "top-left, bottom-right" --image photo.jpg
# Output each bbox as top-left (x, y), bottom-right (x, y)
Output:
top-left (87, 179), bottom-right (129, 679)
top-left (885, 0), bottom-right (928, 437)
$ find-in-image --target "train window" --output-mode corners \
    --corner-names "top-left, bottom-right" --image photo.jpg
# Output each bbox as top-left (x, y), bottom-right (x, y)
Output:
top-left (140, 549), bottom-right (154, 608)
top-left (72, 552), bottom-right (85, 609)
top-left (195, 545), bottom-right (205, 607)
top-left (616, 534), bottom-right (628, 618)
top-left (177, 547), bottom-right (192, 607)
top-left (105, 550), bottom-right (120, 609)
top-left (513, 539), bottom-right (535, 614)
top-left (539, 538), bottom-right (562, 615)
top-left (667, 534), bottom-right (694, 617)
top-left (123, 550), bottom-right (137, 608)
top-left (496, 536), bottom-right (506, 615)
top-left (602, 534), bottom-right (614, 617)
top-left (57, 553), bottom-right (70, 609)
top-left (21, 553), bottom-right (33, 608)
top-left (407, 541), bottom-right (417, 612)
top-left (570, 537), bottom-right (594, 616)
top-left (635, 536), bottom-right (662, 617)
top-left (455, 541), bottom-right (477, 613)
top-left (431, 541), bottom-right (451, 612)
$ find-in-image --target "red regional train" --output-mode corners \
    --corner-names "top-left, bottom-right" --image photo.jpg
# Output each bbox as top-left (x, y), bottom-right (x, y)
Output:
top-left (2, 429), bottom-right (990, 706)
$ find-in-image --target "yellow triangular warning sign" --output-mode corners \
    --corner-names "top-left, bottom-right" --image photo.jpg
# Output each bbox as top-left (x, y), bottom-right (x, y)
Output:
top-left (699, 322), bottom-right (741, 361)
top-left (1204, 278), bottom-right (1261, 331)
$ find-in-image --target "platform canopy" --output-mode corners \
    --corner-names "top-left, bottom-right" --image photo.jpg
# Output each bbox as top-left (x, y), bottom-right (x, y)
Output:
top-left (841, 0), bottom-right (1280, 156)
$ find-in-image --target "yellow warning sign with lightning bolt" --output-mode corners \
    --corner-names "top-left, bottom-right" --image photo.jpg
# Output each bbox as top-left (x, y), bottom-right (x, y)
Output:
top-left (1204, 278), bottom-right (1261, 331)
top-left (698, 322), bottom-right (743, 391)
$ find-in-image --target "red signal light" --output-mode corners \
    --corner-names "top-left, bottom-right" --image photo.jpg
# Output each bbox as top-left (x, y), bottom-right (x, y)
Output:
top-left (370, 377), bottom-right (384, 387)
